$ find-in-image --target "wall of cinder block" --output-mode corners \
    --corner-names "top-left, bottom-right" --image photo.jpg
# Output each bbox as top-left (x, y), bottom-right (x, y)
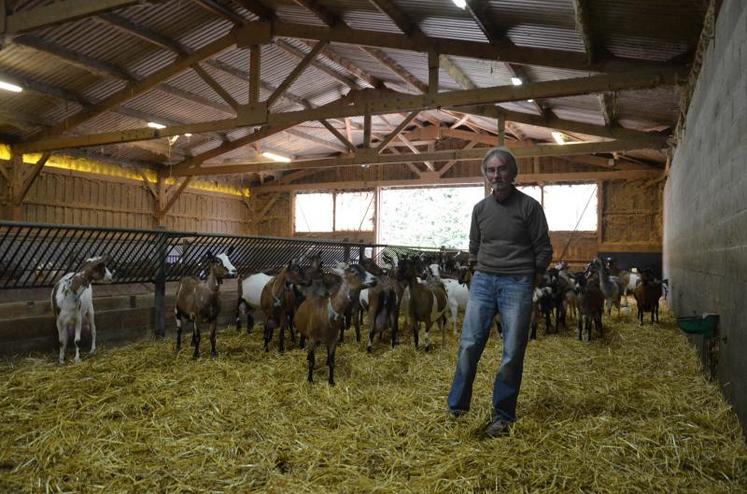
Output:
top-left (665, 0), bottom-right (747, 432)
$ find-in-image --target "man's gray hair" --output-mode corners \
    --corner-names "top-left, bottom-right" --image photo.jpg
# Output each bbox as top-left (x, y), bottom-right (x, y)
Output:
top-left (481, 147), bottom-right (518, 178)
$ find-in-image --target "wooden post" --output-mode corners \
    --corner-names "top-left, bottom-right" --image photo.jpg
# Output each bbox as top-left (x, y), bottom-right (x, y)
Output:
top-left (497, 114), bottom-right (505, 146)
top-left (363, 112), bottom-right (371, 148)
top-left (428, 49), bottom-right (439, 96)
top-left (249, 45), bottom-right (260, 104)
top-left (8, 152), bottom-right (23, 220)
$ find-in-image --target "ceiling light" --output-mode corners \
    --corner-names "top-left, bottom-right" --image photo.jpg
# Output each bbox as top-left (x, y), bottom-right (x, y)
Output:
top-left (551, 131), bottom-right (566, 145)
top-left (184, 133), bottom-right (192, 137)
top-left (0, 80), bottom-right (23, 93)
top-left (452, 0), bottom-right (467, 8)
top-left (511, 77), bottom-right (523, 86)
top-left (526, 99), bottom-right (534, 103)
top-left (262, 151), bottom-right (291, 163)
top-left (147, 122), bottom-right (166, 129)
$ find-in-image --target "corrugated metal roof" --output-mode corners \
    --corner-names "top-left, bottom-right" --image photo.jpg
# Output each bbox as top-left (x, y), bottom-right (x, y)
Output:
top-left (0, 0), bottom-right (702, 171)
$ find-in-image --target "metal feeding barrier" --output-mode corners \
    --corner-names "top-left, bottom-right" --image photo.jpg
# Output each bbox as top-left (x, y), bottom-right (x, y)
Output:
top-left (0, 221), bottom-right (446, 336)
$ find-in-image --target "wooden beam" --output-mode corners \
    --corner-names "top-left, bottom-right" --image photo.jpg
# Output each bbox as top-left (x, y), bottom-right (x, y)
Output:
top-left (252, 169), bottom-right (664, 192)
top-left (362, 47), bottom-right (426, 92)
top-left (599, 92), bottom-right (616, 128)
top-left (192, 64), bottom-right (240, 111)
top-left (244, 21), bottom-right (682, 73)
top-left (320, 120), bottom-right (356, 153)
top-left (363, 113), bottom-right (372, 148)
top-left (572, 0), bottom-right (597, 64)
top-left (274, 40), bottom-right (355, 88)
top-left (22, 24), bottom-right (244, 143)
top-left (136, 168), bottom-right (159, 199)
top-left (170, 124), bottom-right (294, 172)
top-left (17, 70), bottom-right (683, 152)
top-left (158, 176), bottom-right (193, 217)
top-left (267, 41), bottom-right (329, 107)
top-left (15, 153), bottom-right (51, 204)
top-left (249, 45), bottom-right (261, 104)
top-left (377, 111), bottom-right (419, 151)
top-left (192, 0), bottom-right (245, 25)
top-left (2, 0), bottom-right (147, 34)
top-left (176, 137), bottom-right (665, 176)
top-left (439, 141), bottom-right (478, 177)
top-left (255, 193), bottom-right (282, 221)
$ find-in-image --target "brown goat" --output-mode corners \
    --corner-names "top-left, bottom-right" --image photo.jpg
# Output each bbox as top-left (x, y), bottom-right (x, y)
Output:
top-left (358, 256), bottom-right (403, 352)
top-left (259, 260), bottom-right (306, 353)
top-left (295, 262), bottom-right (377, 385)
top-left (175, 251), bottom-right (237, 358)
top-left (397, 257), bottom-right (448, 351)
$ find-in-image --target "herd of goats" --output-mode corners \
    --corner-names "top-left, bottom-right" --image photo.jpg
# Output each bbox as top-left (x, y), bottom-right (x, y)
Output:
top-left (50, 250), bottom-right (668, 385)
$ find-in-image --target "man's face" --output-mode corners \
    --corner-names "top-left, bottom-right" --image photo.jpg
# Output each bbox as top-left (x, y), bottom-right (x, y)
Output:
top-left (484, 156), bottom-right (515, 192)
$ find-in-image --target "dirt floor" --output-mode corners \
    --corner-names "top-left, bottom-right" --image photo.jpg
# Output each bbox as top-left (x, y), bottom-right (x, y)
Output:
top-left (1, 309), bottom-right (746, 493)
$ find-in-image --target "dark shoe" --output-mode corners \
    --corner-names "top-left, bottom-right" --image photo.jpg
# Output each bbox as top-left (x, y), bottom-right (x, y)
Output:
top-left (448, 408), bottom-right (467, 419)
top-left (485, 417), bottom-right (513, 437)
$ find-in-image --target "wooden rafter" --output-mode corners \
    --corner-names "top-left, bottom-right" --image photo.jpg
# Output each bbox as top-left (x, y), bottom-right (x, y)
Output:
top-left (599, 92), bottom-right (616, 128)
top-left (572, 0), bottom-right (598, 64)
top-left (1, 0), bottom-right (148, 34)
top-left (175, 137), bottom-right (666, 177)
top-left (377, 111), bottom-right (420, 151)
top-left (192, 0), bottom-right (245, 25)
top-left (251, 169), bottom-right (664, 192)
top-left (192, 64), bottom-right (240, 111)
top-left (158, 176), bottom-right (193, 217)
top-left (285, 128), bottom-right (348, 153)
top-left (320, 120), bottom-right (356, 153)
top-left (14, 153), bottom-right (51, 204)
top-left (15, 69), bottom-right (682, 153)
top-left (22, 24), bottom-right (247, 143)
top-left (267, 41), bottom-right (329, 106)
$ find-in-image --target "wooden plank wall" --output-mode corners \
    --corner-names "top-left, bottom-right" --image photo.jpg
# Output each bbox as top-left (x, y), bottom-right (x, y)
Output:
top-left (7, 168), bottom-right (251, 233)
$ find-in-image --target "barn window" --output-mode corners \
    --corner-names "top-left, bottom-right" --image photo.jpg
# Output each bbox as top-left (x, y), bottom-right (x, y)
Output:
top-left (294, 191), bottom-right (374, 233)
top-left (542, 184), bottom-right (598, 231)
top-left (379, 186), bottom-right (484, 248)
top-left (294, 193), bottom-right (333, 232)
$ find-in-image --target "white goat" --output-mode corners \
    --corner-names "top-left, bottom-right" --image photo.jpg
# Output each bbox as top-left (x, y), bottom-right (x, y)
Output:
top-left (51, 255), bottom-right (113, 364)
top-left (428, 264), bottom-right (469, 335)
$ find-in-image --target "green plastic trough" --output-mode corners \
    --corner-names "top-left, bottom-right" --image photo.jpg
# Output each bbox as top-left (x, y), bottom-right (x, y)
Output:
top-left (676, 313), bottom-right (719, 337)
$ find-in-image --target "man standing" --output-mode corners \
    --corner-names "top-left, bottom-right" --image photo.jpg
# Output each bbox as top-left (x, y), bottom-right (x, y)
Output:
top-left (447, 147), bottom-right (553, 437)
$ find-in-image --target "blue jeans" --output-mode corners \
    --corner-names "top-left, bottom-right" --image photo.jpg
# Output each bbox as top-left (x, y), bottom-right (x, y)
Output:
top-left (447, 271), bottom-right (534, 422)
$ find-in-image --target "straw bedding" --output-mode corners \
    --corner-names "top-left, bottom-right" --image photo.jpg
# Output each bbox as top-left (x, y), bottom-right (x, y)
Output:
top-left (1, 310), bottom-right (746, 493)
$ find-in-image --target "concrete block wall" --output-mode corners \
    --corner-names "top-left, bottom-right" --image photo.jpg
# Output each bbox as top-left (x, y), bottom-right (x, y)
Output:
top-left (665, 0), bottom-right (747, 432)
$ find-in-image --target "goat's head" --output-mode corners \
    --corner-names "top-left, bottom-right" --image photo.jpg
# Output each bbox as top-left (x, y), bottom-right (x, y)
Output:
top-left (359, 255), bottom-right (383, 277)
top-left (332, 262), bottom-right (377, 291)
top-left (82, 255), bottom-right (114, 283)
top-left (214, 247), bottom-right (237, 278)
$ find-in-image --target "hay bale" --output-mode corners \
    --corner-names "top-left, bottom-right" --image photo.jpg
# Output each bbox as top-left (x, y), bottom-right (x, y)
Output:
top-left (0, 311), bottom-right (745, 492)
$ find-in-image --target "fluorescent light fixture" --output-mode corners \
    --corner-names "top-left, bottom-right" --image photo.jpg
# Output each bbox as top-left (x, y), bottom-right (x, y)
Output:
top-left (526, 99), bottom-right (535, 103)
top-left (184, 133), bottom-right (192, 137)
top-left (262, 151), bottom-right (291, 163)
top-left (452, 0), bottom-right (466, 8)
top-left (551, 131), bottom-right (566, 145)
top-left (147, 122), bottom-right (166, 129)
top-left (511, 77), bottom-right (523, 86)
top-left (0, 80), bottom-right (23, 93)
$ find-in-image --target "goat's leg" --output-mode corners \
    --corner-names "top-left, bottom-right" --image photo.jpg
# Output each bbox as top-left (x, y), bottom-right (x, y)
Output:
top-left (289, 312), bottom-right (297, 346)
top-left (175, 309), bottom-right (183, 352)
top-left (326, 342), bottom-right (336, 386)
top-left (73, 318), bottom-right (83, 363)
top-left (423, 320), bottom-right (432, 352)
top-left (87, 307), bottom-right (97, 355)
top-left (390, 310), bottom-right (398, 348)
top-left (278, 314), bottom-right (287, 353)
top-left (246, 312), bottom-right (254, 335)
top-left (264, 318), bottom-right (275, 352)
top-left (367, 312), bottom-right (376, 353)
top-left (306, 342), bottom-right (317, 383)
top-left (192, 320), bottom-right (200, 359)
top-left (577, 316), bottom-right (582, 341)
top-left (235, 299), bottom-right (243, 331)
top-left (411, 316), bottom-right (419, 349)
top-left (353, 310), bottom-right (360, 343)
top-left (209, 321), bottom-right (217, 358)
top-left (57, 318), bottom-right (67, 364)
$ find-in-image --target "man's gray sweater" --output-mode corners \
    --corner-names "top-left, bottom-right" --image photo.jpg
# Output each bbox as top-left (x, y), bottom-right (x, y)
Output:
top-left (469, 187), bottom-right (553, 275)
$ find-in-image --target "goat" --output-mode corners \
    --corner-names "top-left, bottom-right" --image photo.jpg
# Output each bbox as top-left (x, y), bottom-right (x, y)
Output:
top-left (357, 256), bottom-right (402, 352)
top-left (575, 272), bottom-right (604, 341)
top-left (428, 264), bottom-right (469, 336)
top-left (51, 255), bottom-right (114, 364)
top-left (175, 250), bottom-right (237, 359)
top-left (295, 262), bottom-right (376, 385)
top-left (397, 257), bottom-right (448, 351)
top-left (633, 268), bottom-right (663, 325)
top-left (591, 257), bottom-right (621, 317)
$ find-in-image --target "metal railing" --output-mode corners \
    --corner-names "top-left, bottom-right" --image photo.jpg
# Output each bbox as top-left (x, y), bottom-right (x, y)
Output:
top-left (0, 221), bottom-right (446, 289)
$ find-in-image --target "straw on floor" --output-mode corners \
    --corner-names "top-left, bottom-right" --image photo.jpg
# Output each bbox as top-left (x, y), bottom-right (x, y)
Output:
top-left (1, 310), bottom-right (746, 493)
